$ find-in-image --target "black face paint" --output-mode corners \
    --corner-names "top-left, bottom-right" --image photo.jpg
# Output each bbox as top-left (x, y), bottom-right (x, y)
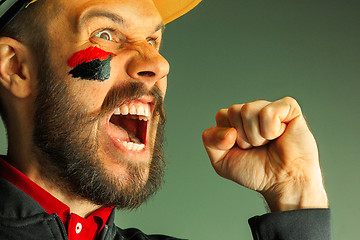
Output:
top-left (69, 57), bottom-right (112, 81)
top-left (67, 46), bottom-right (115, 82)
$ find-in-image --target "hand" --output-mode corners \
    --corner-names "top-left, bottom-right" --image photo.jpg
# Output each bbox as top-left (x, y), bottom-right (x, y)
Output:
top-left (202, 97), bottom-right (328, 212)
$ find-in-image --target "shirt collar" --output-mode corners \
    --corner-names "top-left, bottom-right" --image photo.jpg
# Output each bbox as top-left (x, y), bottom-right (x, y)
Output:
top-left (0, 157), bottom-right (114, 239)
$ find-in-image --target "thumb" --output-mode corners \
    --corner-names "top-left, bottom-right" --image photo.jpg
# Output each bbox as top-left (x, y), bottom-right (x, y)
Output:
top-left (202, 127), bottom-right (237, 165)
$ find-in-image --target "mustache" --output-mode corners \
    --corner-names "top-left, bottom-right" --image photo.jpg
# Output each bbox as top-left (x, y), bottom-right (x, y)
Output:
top-left (98, 81), bottom-right (166, 124)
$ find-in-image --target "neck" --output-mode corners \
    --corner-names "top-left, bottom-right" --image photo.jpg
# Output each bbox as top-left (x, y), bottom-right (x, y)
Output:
top-left (7, 145), bottom-right (101, 218)
top-left (31, 173), bottom-right (101, 218)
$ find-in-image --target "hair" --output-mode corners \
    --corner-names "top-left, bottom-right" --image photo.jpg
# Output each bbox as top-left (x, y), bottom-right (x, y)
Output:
top-left (0, 0), bottom-right (49, 124)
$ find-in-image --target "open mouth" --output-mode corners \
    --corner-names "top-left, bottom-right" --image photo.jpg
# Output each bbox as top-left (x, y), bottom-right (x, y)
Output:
top-left (108, 101), bottom-right (152, 152)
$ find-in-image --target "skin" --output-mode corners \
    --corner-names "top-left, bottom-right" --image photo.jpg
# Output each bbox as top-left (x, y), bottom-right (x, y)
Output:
top-left (67, 46), bottom-right (115, 81)
top-left (0, 0), bottom-right (169, 217)
top-left (202, 98), bottom-right (329, 211)
top-left (0, 0), bottom-right (327, 219)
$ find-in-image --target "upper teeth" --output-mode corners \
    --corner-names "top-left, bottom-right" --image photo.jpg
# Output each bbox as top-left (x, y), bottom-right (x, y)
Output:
top-left (113, 103), bottom-right (151, 121)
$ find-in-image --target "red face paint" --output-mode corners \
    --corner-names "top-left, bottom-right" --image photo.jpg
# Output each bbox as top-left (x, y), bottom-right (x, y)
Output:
top-left (68, 46), bottom-right (114, 68)
top-left (68, 46), bottom-right (115, 81)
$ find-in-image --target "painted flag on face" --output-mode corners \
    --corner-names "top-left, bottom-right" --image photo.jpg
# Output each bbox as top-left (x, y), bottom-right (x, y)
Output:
top-left (68, 46), bottom-right (115, 82)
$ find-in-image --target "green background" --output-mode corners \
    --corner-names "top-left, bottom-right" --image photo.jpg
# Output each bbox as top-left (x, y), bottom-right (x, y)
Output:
top-left (1, 0), bottom-right (359, 239)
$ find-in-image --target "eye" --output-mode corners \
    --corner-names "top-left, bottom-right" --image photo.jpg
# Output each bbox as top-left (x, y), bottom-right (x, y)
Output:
top-left (95, 30), bottom-right (113, 41)
top-left (147, 39), bottom-right (156, 47)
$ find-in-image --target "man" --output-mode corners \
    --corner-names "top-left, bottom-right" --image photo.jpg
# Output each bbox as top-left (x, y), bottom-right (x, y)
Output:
top-left (0, 0), bottom-right (331, 239)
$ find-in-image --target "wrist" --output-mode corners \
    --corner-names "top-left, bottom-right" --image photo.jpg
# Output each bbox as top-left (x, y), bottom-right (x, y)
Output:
top-left (261, 181), bottom-right (329, 212)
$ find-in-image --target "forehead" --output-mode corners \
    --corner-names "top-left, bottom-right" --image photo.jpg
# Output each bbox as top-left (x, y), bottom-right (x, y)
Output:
top-left (51, 0), bottom-right (163, 32)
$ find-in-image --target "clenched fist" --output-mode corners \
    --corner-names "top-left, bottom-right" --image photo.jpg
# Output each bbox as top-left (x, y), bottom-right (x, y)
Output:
top-left (202, 97), bottom-right (328, 212)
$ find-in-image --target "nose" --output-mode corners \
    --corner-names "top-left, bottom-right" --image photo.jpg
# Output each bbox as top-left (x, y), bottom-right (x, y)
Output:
top-left (126, 42), bottom-right (170, 88)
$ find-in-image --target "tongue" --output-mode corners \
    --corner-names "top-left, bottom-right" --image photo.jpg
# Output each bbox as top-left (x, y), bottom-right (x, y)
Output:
top-left (109, 116), bottom-right (141, 143)
top-left (108, 121), bottom-right (130, 142)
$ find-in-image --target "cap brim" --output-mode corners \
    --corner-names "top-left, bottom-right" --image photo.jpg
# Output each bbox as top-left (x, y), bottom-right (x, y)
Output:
top-left (153, 0), bottom-right (202, 24)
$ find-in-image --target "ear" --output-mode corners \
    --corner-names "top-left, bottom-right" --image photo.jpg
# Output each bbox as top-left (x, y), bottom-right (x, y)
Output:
top-left (0, 37), bottom-right (32, 98)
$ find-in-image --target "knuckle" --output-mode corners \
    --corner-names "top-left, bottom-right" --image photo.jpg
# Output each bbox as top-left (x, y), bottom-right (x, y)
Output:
top-left (227, 105), bottom-right (240, 117)
top-left (202, 127), bottom-right (216, 142)
top-left (262, 127), bottom-right (276, 140)
top-left (215, 108), bottom-right (227, 119)
top-left (227, 105), bottom-right (236, 113)
top-left (246, 132), bottom-right (264, 147)
top-left (240, 103), bottom-right (252, 119)
top-left (283, 96), bottom-right (298, 105)
top-left (259, 106), bottom-right (274, 119)
top-left (236, 139), bottom-right (252, 149)
top-left (252, 140), bottom-right (264, 147)
top-left (259, 108), bottom-right (276, 139)
top-left (202, 127), bottom-right (211, 138)
top-left (282, 96), bottom-right (302, 114)
top-left (253, 99), bottom-right (269, 105)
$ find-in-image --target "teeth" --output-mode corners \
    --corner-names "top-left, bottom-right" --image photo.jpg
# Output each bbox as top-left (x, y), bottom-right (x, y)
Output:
top-left (114, 103), bottom-right (151, 121)
top-left (137, 105), bottom-right (145, 116)
top-left (129, 105), bottom-right (137, 115)
top-left (141, 116), bottom-right (149, 121)
top-left (144, 107), bottom-right (150, 117)
top-left (114, 108), bottom-right (121, 115)
top-left (120, 105), bottom-right (129, 115)
top-left (127, 142), bottom-right (133, 150)
top-left (120, 141), bottom-right (145, 151)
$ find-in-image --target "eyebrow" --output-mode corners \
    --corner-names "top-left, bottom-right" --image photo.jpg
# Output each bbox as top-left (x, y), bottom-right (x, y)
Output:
top-left (154, 22), bottom-right (166, 33)
top-left (79, 10), bottom-right (165, 34)
top-left (79, 10), bottom-right (126, 29)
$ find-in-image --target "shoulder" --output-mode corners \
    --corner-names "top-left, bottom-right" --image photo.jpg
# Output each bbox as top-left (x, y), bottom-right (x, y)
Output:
top-left (0, 178), bottom-right (46, 219)
top-left (104, 210), bottom-right (187, 240)
top-left (108, 225), bottom-right (187, 240)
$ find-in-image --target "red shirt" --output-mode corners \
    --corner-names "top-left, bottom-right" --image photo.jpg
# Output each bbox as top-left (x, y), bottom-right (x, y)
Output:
top-left (0, 157), bottom-right (114, 240)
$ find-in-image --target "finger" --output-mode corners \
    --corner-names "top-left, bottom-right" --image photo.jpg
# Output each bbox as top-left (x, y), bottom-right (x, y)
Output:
top-left (202, 127), bottom-right (237, 165)
top-left (215, 109), bottom-right (231, 127)
top-left (227, 104), bottom-right (251, 149)
top-left (259, 96), bottom-right (302, 140)
top-left (239, 100), bottom-right (270, 147)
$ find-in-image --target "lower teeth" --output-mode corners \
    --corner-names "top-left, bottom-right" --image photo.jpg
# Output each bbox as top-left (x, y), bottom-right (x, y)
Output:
top-left (120, 141), bottom-right (145, 151)
top-left (128, 132), bottom-right (141, 144)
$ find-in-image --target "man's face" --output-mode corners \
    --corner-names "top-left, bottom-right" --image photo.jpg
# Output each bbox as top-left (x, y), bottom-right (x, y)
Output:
top-left (31, 0), bottom-right (170, 208)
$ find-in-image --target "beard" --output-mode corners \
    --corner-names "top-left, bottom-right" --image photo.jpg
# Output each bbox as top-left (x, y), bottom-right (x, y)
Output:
top-left (32, 57), bottom-right (166, 210)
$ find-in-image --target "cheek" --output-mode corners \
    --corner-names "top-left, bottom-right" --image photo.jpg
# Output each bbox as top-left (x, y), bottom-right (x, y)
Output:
top-left (158, 78), bottom-right (167, 97)
top-left (68, 46), bottom-right (115, 82)
top-left (69, 58), bottom-right (112, 81)
top-left (69, 82), bottom-right (110, 112)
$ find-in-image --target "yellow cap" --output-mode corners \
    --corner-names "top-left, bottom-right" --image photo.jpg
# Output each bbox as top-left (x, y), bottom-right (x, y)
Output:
top-left (153, 0), bottom-right (202, 24)
top-left (25, 0), bottom-right (38, 8)
top-left (26, 0), bottom-right (202, 24)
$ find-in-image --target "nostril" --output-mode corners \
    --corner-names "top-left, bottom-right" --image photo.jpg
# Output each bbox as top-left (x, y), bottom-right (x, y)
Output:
top-left (138, 71), bottom-right (155, 77)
